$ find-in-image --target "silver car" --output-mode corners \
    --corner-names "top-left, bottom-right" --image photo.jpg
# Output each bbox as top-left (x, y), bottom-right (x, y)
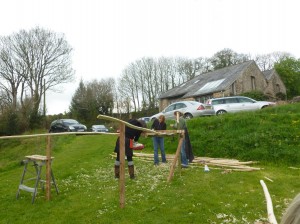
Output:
top-left (91, 125), bottom-right (109, 132)
top-left (150, 101), bottom-right (215, 120)
top-left (206, 96), bottom-right (276, 115)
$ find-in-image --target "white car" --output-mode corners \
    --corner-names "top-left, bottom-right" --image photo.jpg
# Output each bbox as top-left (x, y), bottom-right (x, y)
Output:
top-left (150, 101), bottom-right (215, 120)
top-left (206, 96), bottom-right (276, 115)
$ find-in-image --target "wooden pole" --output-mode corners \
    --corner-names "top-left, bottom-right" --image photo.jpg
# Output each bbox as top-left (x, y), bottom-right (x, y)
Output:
top-left (167, 136), bottom-right (183, 182)
top-left (46, 135), bottom-right (51, 201)
top-left (119, 123), bottom-right (126, 208)
top-left (260, 180), bottom-right (278, 224)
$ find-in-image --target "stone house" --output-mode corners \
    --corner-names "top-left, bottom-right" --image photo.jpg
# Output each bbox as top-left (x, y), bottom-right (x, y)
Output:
top-left (158, 60), bottom-right (286, 111)
top-left (262, 69), bottom-right (287, 99)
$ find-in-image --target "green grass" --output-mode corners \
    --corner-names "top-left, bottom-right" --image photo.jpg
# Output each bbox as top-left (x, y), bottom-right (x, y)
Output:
top-left (1, 103), bottom-right (300, 223)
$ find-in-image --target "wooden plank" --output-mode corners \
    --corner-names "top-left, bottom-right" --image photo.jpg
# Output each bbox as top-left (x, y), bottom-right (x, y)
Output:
top-left (25, 155), bottom-right (54, 161)
top-left (145, 130), bottom-right (184, 137)
top-left (119, 123), bottom-right (125, 208)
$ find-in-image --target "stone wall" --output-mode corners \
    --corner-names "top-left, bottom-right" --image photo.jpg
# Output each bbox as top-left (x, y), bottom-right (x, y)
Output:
top-left (264, 71), bottom-right (287, 98)
top-left (236, 63), bottom-right (266, 93)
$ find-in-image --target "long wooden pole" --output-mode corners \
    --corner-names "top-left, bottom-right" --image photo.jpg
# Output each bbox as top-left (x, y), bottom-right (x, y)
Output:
top-left (260, 180), bottom-right (278, 224)
top-left (46, 135), bottom-right (51, 201)
top-left (119, 123), bottom-right (126, 208)
top-left (167, 136), bottom-right (183, 182)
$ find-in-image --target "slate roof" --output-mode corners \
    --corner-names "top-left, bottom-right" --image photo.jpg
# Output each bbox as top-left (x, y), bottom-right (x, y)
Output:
top-left (262, 69), bottom-right (274, 80)
top-left (159, 60), bottom-right (256, 99)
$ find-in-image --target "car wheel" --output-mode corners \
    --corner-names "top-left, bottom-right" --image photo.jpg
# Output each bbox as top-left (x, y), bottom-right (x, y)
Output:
top-left (261, 105), bottom-right (268, 109)
top-left (184, 113), bottom-right (193, 119)
top-left (216, 110), bottom-right (227, 115)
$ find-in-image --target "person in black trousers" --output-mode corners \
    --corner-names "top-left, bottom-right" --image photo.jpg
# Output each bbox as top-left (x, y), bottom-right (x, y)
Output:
top-left (114, 119), bottom-right (146, 179)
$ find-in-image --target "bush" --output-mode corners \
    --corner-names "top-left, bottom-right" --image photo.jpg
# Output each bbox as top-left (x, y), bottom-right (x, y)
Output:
top-left (276, 92), bottom-right (286, 100)
top-left (240, 91), bottom-right (268, 101)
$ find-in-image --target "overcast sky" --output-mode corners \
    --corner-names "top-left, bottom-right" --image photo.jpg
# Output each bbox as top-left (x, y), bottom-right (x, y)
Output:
top-left (1, 0), bottom-right (299, 114)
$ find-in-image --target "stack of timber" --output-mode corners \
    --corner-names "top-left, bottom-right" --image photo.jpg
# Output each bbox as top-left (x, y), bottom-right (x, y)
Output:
top-left (133, 152), bottom-right (260, 172)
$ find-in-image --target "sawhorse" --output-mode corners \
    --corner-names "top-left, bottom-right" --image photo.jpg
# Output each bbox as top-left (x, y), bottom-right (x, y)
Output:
top-left (16, 155), bottom-right (59, 203)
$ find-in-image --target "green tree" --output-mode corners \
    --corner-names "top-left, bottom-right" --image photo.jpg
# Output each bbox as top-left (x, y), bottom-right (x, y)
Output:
top-left (69, 78), bottom-right (114, 126)
top-left (69, 79), bottom-right (88, 122)
top-left (210, 48), bottom-right (250, 70)
top-left (275, 57), bottom-right (300, 99)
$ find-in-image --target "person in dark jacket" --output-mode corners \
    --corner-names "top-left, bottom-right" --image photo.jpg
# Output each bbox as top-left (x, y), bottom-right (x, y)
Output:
top-left (151, 115), bottom-right (167, 165)
top-left (173, 111), bottom-right (194, 168)
top-left (114, 119), bottom-right (146, 179)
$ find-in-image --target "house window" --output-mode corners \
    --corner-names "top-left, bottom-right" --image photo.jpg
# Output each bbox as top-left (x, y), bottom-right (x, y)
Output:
top-left (231, 81), bottom-right (236, 95)
top-left (251, 76), bottom-right (256, 90)
top-left (195, 95), bottom-right (213, 103)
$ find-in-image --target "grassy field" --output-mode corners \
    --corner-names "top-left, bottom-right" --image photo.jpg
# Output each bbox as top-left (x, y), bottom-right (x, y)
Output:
top-left (0, 103), bottom-right (300, 223)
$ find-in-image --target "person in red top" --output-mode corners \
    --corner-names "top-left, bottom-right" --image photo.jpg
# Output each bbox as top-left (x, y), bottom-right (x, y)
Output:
top-left (114, 119), bottom-right (146, 179)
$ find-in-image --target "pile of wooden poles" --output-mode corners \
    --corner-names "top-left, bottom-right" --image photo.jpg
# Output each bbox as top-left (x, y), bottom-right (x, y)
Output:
top-left (133, 152), bottom-right (261, 172)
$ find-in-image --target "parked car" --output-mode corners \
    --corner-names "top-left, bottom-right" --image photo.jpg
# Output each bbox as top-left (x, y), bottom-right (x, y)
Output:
top-left (49, 119), bottom-right (87, 132)
top-left (150, 101), bottom-right (215, 120)
top-left (139, 117), bottom-right (150, 123)
top-left (206, 96), bottom-right (276, 115)
top-left (91, 125), bottom-right (109, 132)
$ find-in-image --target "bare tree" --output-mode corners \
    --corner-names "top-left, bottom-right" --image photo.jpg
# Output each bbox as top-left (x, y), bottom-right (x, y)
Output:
top-left (194, 57), bottom-right (213, 74)
top-left (175, 57), bottom-right (197, 83)
top-left (138, 57), bottom-right (157, 109)
top-left (0, 89), bottom-right (11, 114)
top-left (10, 26), bottom-right (74, 118)
top-left (157, 57), bottom-right (171, 93)
top-left (119, 67), bottom-right (140, 112)
top-left (0, 36), bottom-right (26, 110)
top-left (253, 52), bottom-right (291, 71)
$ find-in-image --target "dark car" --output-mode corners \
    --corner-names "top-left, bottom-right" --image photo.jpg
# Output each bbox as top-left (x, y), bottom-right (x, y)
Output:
top-left (49, 119), bottom-right (87, 133)
top-left (139, 117), bottom-right (150, 123)
top-left (90, 125), bottom-right (109, 132)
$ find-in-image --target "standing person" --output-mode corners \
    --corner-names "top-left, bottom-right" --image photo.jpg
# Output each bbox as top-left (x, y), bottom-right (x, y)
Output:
top-left (114, 119), bottom-right (146, 179)
top-left (151, 115), bottom-right (167, 166)
top-left (173, 111), bottom-right (194, 168)
top-left (280, 193), bottom-right (300, 224)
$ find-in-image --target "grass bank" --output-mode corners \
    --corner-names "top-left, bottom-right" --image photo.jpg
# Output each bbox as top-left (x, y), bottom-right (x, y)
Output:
top-left (0, 103), bottom-right (300, 223)
top-left (142, 102), bottom-right (300, 165)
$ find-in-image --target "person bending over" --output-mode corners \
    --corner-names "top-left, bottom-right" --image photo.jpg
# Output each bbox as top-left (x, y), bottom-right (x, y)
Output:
top-left (114, 119), bottom-right (146, 179)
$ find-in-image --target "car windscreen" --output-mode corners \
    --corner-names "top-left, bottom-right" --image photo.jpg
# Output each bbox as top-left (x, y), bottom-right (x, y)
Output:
top-left (94, 125), bottom-right (105, 128)
top-left (63, 119), bottom-right (79, 125)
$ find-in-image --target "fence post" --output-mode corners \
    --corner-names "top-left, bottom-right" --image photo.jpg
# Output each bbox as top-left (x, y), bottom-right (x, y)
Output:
top-left (119, 123), bottom-right (126, 208)
top-left (46, 135), bottom-right (51, 201)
